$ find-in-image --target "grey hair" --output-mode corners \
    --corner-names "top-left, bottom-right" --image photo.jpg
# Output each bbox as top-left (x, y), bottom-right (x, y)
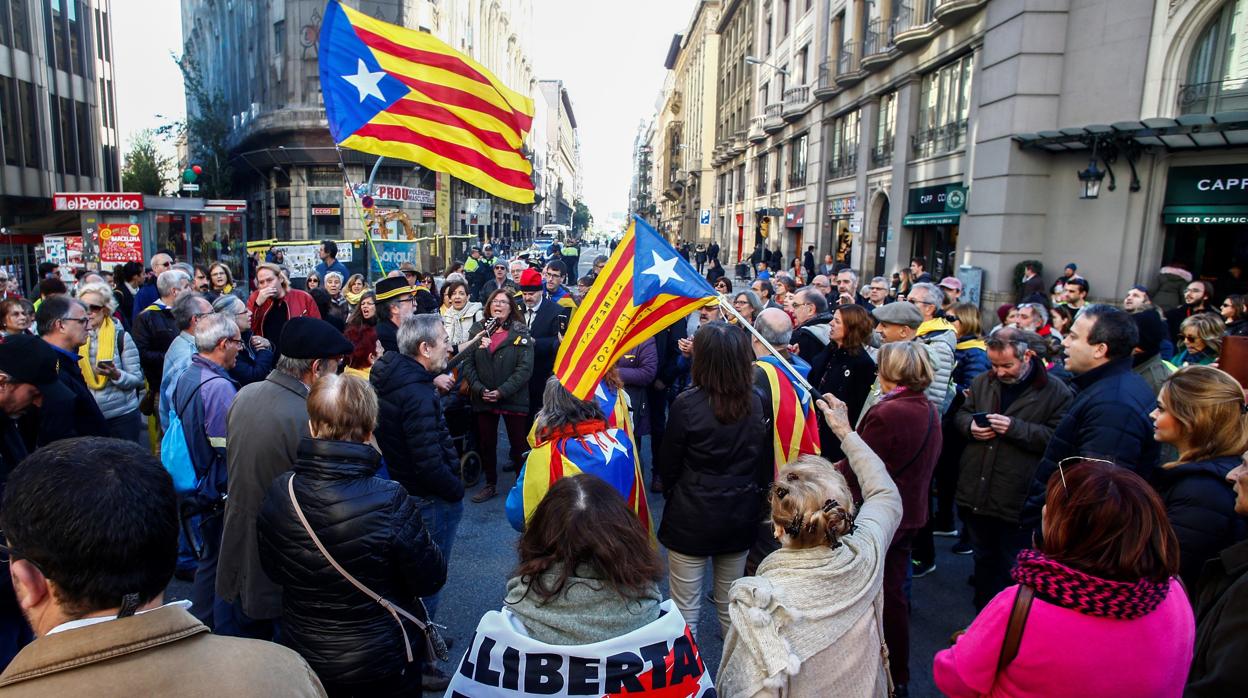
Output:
top-left (756, 307), bottom-right (793, 346)
top-left (172, 292), bottom-right (210, 331)
top-left (799, 287), bottom-right (829, 314)
top-left (1017, 302), bottom-right (1049, 326)
top-left (986, 326), bottom-right (1045, 360)
top-left (397, 313), bottom-right (444, 357)
top-left (535, 376), bottom-right (606, 436)
top-left (871, 276), bottom-right (888, 287)
top-left (836, 268), bottom-right (859, 284)
top-left (76, 282), bottom-right (118, 313)
top-left (276, 355), bottom-right (315, 378)
top-left (909, 282), bottom-right (944, 308)
top-left (157, 269), bottom-right (191, 297)
top-left (172, 263), bottom-right (195, 279)
top-left (211, 294), bottom-right (245, 314)
top-left (193, 312), bottom-right (236, 352)
top-left (734, 290), bottom-right (764, 316)
top-left (324, 271), bottom-right (344, 285)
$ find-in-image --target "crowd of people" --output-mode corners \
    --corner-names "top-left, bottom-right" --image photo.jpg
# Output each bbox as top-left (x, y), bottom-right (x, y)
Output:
top-left (0, 240), bottom-right (1244, 697)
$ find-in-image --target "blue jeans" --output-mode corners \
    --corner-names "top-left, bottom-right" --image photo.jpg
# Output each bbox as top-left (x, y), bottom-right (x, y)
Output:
top-left (414, 496), bottom-right (462, 620)
top-left (190, 512), bottom-right (224, 629)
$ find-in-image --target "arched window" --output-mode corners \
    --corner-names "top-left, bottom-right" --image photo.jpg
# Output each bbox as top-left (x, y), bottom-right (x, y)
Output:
top-left (1180, 0), bottom-right (1247, 114)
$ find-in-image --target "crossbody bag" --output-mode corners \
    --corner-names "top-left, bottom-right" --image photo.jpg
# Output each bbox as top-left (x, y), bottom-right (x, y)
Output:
top-left (286, 475), bottom-right (450, 663)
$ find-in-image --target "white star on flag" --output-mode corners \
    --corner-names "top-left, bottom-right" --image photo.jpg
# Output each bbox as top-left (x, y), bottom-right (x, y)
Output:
top-left (641, 250), bottom-right (682, 287)
top-left (343, 58), bottom-right (386, 103)
top-left (591, 431), bottom-right (629, 460)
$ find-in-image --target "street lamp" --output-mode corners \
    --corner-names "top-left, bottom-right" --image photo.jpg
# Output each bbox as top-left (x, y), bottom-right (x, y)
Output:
top-left (1077, 157), bottom-right (1105, 199)
top-left (745, 56), bottom-right (789, 75)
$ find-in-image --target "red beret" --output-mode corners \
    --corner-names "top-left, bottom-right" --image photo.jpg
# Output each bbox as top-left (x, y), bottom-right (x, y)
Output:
top-left (519, 268), bottom-right (543, 291)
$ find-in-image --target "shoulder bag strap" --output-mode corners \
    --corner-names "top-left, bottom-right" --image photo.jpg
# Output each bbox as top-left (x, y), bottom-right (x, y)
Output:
top-left (286, 474), bottom-right (433, 664)
top-left (997, 584), bottom-right (1035, 674)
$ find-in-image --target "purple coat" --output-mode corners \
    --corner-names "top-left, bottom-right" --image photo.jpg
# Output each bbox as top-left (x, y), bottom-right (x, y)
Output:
top-left (615, 338), bottom-right (657, 436)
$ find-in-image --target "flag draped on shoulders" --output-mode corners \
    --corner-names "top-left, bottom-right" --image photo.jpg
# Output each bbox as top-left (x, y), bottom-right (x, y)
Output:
top-left (754, 355), bottom-right (821, 473)
top-left (555, 217), bottom-right (717, 400)
top-left (506, 420), bottom-right (651, 536)
top-left (447, 599), bottom-right (716, 697)
top-left (318, 1), bottom-right (535, 203)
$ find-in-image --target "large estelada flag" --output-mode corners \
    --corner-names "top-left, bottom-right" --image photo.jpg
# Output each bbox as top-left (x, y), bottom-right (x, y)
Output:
top-left (318, 1), bottom-right (535, 203)
top-left (555, 217), bottom-right (717, 400)
top-left (754, 356), bottom-right (821, 474)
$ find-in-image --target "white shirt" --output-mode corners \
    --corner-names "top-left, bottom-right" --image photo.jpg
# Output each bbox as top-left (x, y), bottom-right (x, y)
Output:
top-left (525, 298), bottom-right (543, 327)
top-left (47, 599), bottom-right (192, 635)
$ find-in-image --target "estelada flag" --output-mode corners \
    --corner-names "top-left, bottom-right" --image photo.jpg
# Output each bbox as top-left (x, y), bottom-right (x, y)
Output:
top-left (754, 355), bottom-right (821, 473)
top-left (318, 1), bottom-right (535, 203)
top-left (505, 421), bottom-right (651, 536)
top-left (555, 217), bottom-right (717, 400)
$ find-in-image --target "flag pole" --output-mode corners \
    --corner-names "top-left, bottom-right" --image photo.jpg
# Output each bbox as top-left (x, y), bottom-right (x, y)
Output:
top-left (715, 293), bottom-right (818, 395)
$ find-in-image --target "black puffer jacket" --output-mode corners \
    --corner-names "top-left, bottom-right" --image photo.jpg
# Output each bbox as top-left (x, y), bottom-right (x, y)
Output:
top-left (1153, 455), bottom-right (1248, 591)
top-left (257, 438), bottom-right (446, 685)
top-left (657, 387), bottom-right (773, 556)
top-left (370, 351), bottom-right (465, 502)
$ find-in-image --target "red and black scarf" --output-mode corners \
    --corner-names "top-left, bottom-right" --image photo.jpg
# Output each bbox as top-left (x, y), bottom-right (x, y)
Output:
top-left (1011, 549), bottom-right (1170, 620)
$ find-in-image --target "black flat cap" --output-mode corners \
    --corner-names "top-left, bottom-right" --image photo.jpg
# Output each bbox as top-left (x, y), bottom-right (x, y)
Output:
top-left (279, 317), bottom-right (354, 359)
top-left (0, 334), bottom-right (73, 402)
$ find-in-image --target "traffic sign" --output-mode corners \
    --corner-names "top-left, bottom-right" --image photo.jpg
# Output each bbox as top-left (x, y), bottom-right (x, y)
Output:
top-left (699, 209), bottom-right (711, 225)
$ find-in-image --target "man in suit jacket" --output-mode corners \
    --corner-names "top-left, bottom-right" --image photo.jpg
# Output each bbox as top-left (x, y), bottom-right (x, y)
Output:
top-left (518, 268), bottom-right (570, 428)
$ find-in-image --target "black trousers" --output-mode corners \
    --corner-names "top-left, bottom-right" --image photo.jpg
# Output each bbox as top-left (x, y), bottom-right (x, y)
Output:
top-left (965, 512), bottom-right (1031, 610)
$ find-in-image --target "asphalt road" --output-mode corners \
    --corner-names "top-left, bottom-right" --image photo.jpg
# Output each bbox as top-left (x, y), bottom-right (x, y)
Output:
top-left (169, 246), bottom-right (980, 697)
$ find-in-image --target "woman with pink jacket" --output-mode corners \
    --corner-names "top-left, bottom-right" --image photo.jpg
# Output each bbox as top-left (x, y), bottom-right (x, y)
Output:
top-left (934, 460), bottom-right (1195, 697)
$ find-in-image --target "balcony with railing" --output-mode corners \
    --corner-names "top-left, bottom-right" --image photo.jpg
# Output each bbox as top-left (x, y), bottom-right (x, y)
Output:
top-left (861, 17), bottom-right (898, 70)
top-left (783, 85), bottom-right (811, 120)
top-left (870, 137), bottom-right (895, 169)
top-left (755, 181), bottom-right (769, 196)
top-left (748, 115), bottom-right (767, 142)
top-left (835, 40), bottom-right (866, 87)
top-left (1178, 78), bottom-right (1248, 115)
top-left (763, 103), bottom-right (785, 133)
top-left (772, 177), bottom-right (783, 193)
top-left (788, 170), bottom-right (807, 189)
top-left (934, 0), bottom-right (988, 25)
top-left (814, 60), bottom-right (840, 100)
top-left (731, 128), bottom-right (748, 154)
top-left (911, 119), bottom-right (969, 159)
top-left (893, 1), bottom-right (939, 52)
top-left (827, 151), bottom-right (858, 180)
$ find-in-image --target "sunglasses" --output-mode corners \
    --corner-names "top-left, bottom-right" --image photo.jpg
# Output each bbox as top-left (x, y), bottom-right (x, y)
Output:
top-left (1182, 334), bottom-right (1201, 342)
top-left (1055, 456), bottom-right (1117, 492)
top-left (86, 304), bottom-right (106, 313)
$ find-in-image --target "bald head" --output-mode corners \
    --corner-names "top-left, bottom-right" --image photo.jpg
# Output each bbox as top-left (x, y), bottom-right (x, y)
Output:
top-left (754, 308), bottom-right (793, 356)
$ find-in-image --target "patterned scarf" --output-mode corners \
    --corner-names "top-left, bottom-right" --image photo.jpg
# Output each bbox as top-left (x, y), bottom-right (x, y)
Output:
top-left (1011, 549), bottom-right (1169, 620)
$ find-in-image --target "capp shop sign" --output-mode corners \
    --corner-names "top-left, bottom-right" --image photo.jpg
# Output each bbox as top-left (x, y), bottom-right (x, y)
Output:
top-left (446, 600), bottom-right (717, 697)
top-left (1196, 178), bottom-right (1248, 192)
top-left (53, 193), bottom-right (145, 212)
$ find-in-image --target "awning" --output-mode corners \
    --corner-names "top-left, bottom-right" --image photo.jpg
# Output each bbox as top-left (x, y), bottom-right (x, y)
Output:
top-left (903, 212), bottom-right (960, 226)
top-left (1013, 112), bottom-right (1248, 152)
top-left (1162, 205), bottom-right (1248, 225)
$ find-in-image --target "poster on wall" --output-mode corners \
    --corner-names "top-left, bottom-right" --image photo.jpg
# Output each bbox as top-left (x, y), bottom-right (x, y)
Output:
top-left (97, 223), bottom-right (144, 265)
top-left (269, 242), bottom-right (354, 279)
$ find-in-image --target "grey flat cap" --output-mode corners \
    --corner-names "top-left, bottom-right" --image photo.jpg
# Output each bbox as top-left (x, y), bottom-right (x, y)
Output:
top-left (871, 301), bottom-right (923, 329)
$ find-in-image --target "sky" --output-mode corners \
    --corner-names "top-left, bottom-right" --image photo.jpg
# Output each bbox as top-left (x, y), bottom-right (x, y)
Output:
top-left (112, 0), bottom-right (697, 222)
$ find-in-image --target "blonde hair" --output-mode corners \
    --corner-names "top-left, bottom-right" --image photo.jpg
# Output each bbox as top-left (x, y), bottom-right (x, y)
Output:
top-left (307, 374), bottom-right (378, 443)
top-left (76, 282), bottom-right (118, 314)
top-left (877, 342), bottom-right (934, 392)
top-left (769, 455), bottom-right (856, 549)
top-left (1159, 365), bottom-right (1248, 467)
top-left (254, 262), bottom-right (290, 289)
top-left (1180, 313), bottom-right (1226, 356)
top-left (949, 302), bottom-right (982, 337)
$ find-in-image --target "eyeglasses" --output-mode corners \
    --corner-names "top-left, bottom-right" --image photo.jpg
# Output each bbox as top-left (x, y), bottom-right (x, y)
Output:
top-left (224, 338), bottom-right (245, 348)
top-left (1055, 456), bottom-right (1116, 491)
top-left (870, 286), bottom-right (888, 292)
top-left (59, 316), bottom-right (89, 325)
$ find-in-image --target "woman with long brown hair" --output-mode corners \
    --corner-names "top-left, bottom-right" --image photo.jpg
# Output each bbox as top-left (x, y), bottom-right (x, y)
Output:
top-left (1150, 365), bottom-right (1248, 589)
top-left (656, 321), bottom-right (773, 639)
top-left (809, 303), bottom-right (877, 462)
top-left (460, 287), bottom-right (533, 503)
top-left (936, 461), bottom-right (1194, 697)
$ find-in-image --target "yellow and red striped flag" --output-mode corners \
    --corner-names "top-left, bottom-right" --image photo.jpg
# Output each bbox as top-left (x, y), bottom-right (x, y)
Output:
top-left (755, 357), bottom-right (821, 473)
top-left (319, 1), bottom-right (535, 203)
top-left (554, 216), bottom-right (718, 400)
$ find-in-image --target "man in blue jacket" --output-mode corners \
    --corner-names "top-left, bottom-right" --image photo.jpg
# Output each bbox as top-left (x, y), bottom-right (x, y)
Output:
top-left (1020, 304), bottom-right (1158, 531)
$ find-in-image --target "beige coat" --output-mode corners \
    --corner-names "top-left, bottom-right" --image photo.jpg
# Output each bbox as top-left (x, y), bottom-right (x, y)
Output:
top-left (0, 605), bottom-right (325, 697)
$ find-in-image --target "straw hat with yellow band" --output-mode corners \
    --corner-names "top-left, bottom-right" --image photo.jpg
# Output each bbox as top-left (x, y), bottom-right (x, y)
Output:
top-left (374, 276), bottom-right (415, 302)
top-left (78, 315), bottom-right (117, 390)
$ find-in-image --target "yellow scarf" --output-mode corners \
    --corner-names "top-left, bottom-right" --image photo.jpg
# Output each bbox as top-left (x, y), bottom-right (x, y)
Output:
top-left (956, 337), bottom-right (988, 352)
top-left (220, 283), bottom-right (235, 295)
top-left (79, 316), bottom-right (116, 390)
top-left (917, 317), bottom-right (957, 338)
top-left (345, 288), bottom-right (367, 306)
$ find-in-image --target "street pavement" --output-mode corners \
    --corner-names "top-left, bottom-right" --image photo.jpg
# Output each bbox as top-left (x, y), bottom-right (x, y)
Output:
top-left (168, 245), bottom-right (979, 697)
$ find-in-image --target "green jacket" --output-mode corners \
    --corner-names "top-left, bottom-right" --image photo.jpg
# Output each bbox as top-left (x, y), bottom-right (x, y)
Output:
top-left (460, 319), bottom-right (534, 414)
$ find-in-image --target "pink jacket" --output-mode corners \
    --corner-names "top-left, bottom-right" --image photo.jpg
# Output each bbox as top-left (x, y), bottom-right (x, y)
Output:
top-left (934, 580), bottom-right (1194, 697)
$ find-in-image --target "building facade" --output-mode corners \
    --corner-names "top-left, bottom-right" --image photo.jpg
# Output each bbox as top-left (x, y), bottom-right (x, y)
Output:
top-left (691, 0), bottom-right (1248, 310)
top-left (0, 0), bottom-right (120, 287)
top-left (181, 0), bottom-right (544, 265)
top-left (537, 78), bottom-right (581, 228)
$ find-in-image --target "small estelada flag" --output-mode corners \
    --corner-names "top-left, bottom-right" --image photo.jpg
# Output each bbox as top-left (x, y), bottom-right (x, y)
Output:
top-left (554, 217), bottom-right (717, 400)
top-left (318, 1), bottom-right (535, 203)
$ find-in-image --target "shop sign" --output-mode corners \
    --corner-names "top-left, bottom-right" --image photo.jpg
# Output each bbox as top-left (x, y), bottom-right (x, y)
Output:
top-left (422, 208), bottom-right (435, 219)
top-left (97, 223), bottom-right (144, 264)
top-left (828, 195), bottom-right (857, 218)
top-left (785, 204), bottom-right (806, 228)
top-left (1165, 165), bottom-right (1248, 207)
top-left (276, 208), bottom-right (291, 217)
top-left (372, 184), bottom-right (435, 205)
top-left (311, 207), bottom-right (341, 216)
top-left (53, 193), bottom-right (144, 212)
top-left (906, 183), bottom-right (966, 214)
top-left (205, 199), bottom-right (247, 212)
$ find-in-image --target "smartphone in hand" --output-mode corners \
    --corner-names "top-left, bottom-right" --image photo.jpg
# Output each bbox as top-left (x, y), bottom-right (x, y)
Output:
top-left (972, 412), bottom-right (991, 428)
